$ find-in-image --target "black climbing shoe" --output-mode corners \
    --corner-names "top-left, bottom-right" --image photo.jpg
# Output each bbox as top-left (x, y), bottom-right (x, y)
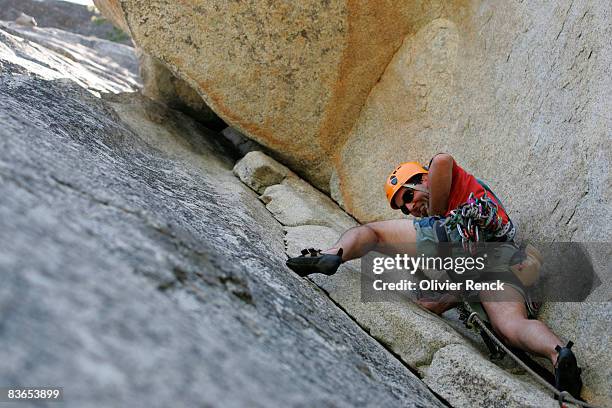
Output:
top-left (554, 341), bottom-right (583, 400)
top-left (286, 248), bottom-right (343, 277)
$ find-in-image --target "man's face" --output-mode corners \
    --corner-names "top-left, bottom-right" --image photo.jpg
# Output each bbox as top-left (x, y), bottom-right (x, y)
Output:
top-left (393, 175), bottom-right (429, 217)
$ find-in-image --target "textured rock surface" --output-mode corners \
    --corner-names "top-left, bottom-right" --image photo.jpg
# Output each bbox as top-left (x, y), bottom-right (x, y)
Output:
top-left (260, 177), bottom-right (358, 231)
top-left (424, 344), bottom-right (558, 408)
top-left (241, 152), bottom-right (580, 407)
top-left (538, 302), bottom-right (612, 405)
top-left (0, 21), bottom-right (140, 94)
top-left (95, 0), bottom-right (610, 228)
top-left (0, 0), bottom-right (131, 44)
top-left (339, 1), bottom-right (612, 231)
top-left (94, 0), bottom-right (457, 191)
top-left (0, 26), bottom-right (445, 408)
top-left (233, 151), bottom-right (290, 194)
top-left (138, 50), bottom-right (223, 126)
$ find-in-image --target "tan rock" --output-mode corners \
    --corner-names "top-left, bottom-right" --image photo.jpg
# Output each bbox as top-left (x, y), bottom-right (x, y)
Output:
top-left (93, 0), bottom-right (460, 192)
top-left (92, 0), bottom-right (129, 33)
top-left (94, 0), bottom-right (610, 238)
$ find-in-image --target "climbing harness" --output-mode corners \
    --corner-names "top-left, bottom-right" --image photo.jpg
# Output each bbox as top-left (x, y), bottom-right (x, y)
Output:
top-left (457, 302), bottom-right (600, 408)
top-left (442, 192), bottom-right (516, 254)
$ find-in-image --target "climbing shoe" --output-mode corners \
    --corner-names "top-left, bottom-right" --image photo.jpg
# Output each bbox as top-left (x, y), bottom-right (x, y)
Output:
top-left (554, 341), bottom-right (583, 400)
top-left (286, 248), bottom-right (343, 277)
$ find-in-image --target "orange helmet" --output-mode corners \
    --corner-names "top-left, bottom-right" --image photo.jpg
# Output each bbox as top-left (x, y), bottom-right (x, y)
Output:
top-left (385, 162), bottom-right (428, 209)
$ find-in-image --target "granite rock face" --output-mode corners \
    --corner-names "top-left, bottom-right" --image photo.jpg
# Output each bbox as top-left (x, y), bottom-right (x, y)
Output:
top-left (232, 151), bottom-right (290, 194)
top-left (235, 151), bottom-right (611, 407)
top-left (138, 50), bottom-right (223, 126)
top-left (0, 21), bottom-right (140, 94)
top-left (339, 1), bottom-right (612, 233)
top-left (423, 344), bottom-right (558, 408)
top-left (94, 1), bottom-right (610, 231)
top-left (0, 25), bottom-right (444, 408)
top-left (93, 0), bottom-right (454, 191)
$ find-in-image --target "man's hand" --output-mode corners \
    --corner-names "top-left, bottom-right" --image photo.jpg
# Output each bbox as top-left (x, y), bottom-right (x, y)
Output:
top-left (427, 154), bottom-right (454, 216)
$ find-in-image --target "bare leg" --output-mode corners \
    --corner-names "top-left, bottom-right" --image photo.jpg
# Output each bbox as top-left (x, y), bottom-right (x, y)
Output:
top-left (416, 293), bottom-right (459, 315)
top-left (481, 287), bottom-right (562, 365)
top-left (322, 219), bottom-right (418, 261)
top-left (321, 220), bottom-right (459, 312)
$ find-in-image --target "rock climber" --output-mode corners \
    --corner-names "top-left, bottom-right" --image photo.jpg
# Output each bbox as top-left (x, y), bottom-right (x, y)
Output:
top-left (286, 153), bottom-right (583, 399)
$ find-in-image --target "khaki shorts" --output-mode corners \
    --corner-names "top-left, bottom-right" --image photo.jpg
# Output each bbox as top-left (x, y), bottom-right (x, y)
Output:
top-left (413, 217), bottom-right (538, 318)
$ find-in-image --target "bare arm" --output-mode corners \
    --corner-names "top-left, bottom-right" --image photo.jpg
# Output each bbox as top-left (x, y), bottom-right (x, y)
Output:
top-left (427, 153), bottom-right (454, 216)
top-left (324, 219), bottom-right (417, 261)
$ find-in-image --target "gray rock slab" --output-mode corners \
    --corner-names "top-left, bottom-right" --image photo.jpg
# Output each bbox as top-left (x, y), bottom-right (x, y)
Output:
top-left (0, 66), bottom-right (444, 408)
top-left (261, 176), bottom-right (358, 231)
top-left (538, 302), bottom-right (612, 405)
top-left (0, 21), bottom-right (140, 94)
top-left (233, 150), bottom-right (290, 194)
top-left (0, 0), bottom-right (132, 44)
top-left (423, 344), bottom-right (558, 408)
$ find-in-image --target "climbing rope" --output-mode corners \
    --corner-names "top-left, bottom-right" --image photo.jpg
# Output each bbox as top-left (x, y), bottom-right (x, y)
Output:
top-left (466, 310), bottom-right (602, 408)
top-left (442, 192), bottom-right (515, 253)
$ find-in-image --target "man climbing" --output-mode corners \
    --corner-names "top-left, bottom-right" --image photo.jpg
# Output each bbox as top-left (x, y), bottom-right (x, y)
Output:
top-left (286, 153), bottom-right (583, 399)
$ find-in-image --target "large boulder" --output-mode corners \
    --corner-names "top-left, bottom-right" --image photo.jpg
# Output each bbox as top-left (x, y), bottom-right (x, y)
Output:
top-left (0, 25), bottom-right (444, 408)
top-left (93, 1), bottom-right (610, 237)
top-left (92, 0), bottom-right (456, 191)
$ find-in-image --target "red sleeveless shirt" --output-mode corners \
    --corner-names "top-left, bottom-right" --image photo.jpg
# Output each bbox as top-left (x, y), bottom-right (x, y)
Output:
top-left (445, 159), bottom-right (509, 224)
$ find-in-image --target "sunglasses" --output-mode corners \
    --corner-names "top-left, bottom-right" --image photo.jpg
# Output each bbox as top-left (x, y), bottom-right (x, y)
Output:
top-left (398, 183), bottom-right (428, 215)
top-left (399, 188), bottom-right (414, 215)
